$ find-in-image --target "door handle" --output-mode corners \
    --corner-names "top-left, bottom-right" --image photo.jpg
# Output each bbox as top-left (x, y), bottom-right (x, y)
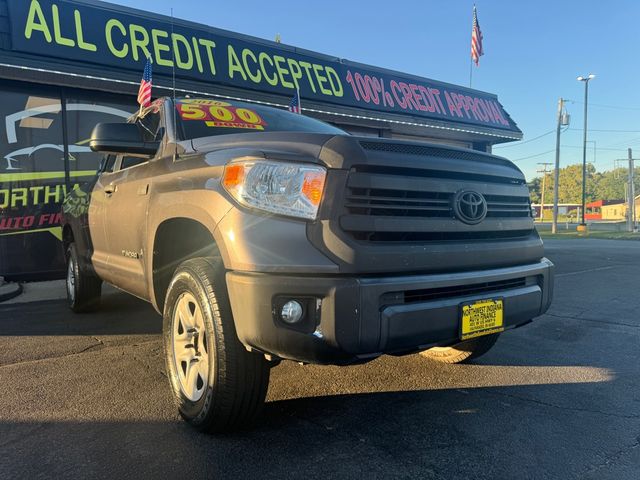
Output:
top-left (104, 185), bottom-right (116, 196)
top-left (137, 184), bottom-right (149, 196)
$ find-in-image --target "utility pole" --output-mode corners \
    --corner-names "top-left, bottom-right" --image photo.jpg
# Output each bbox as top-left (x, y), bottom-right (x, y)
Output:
top-left (628, 148), bottom-right (636, 232)
top-left (552, 98), bottom-right (568, 234)
top-left (537, 162), bottom-right (553, 222)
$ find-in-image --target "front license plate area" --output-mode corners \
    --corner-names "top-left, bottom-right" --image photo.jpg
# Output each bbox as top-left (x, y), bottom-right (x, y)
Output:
top-left (460, 298), bottom-right (504, 341)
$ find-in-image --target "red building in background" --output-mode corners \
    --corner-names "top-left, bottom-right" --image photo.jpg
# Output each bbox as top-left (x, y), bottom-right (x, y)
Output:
top-left (585, 200), bottom-right (625, 220)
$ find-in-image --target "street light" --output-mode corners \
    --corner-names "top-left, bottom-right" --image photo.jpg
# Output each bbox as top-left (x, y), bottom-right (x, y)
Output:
top-left (552, 98), bottom-right (570, 234)
top-left (577, 74), bottom-right (595, 227)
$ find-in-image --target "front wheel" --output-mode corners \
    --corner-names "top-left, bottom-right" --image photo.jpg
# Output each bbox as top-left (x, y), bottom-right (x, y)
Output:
top-left (420, 333), bottom-right (500, 364)
top-left (163, 257), bottom-right (270, 433)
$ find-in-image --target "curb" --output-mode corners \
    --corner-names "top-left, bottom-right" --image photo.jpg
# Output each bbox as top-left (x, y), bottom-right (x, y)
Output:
top-left (0, 282), bottom-right (23, 302)
top-left (1, 280), bottom-right (67, 305)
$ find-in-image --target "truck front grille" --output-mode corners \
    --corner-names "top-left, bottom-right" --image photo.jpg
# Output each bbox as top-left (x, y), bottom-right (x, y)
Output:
top-left (341, 164), bottom-right (533, 243)
top-left (345, 189), bottom-right (531, 219)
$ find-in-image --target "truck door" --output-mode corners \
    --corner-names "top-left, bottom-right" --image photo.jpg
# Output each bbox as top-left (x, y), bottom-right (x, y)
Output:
top-left (86, 154), bottom-right (116, 281)
top-left (101, 111), bottom-right (162, 299)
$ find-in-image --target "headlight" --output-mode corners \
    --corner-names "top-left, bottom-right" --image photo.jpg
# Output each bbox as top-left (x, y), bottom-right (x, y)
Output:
top-left (222, 160), bottom-right (327, 220)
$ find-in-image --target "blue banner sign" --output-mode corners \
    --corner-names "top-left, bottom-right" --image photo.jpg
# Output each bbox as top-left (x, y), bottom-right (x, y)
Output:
top-left (7, 0), bottom-right (519, 132)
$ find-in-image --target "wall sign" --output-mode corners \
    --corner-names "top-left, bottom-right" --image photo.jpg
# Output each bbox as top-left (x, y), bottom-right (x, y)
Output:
top-left (6, 0), bottom-right (520, 133)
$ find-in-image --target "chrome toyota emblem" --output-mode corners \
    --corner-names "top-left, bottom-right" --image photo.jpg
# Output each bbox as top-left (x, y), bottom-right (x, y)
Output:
top-left (453, 190), bottom-right (487, 225)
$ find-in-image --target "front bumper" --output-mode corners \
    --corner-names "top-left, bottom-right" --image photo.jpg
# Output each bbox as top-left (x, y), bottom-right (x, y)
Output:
top-left (226, 259), bottom-right (554, 364)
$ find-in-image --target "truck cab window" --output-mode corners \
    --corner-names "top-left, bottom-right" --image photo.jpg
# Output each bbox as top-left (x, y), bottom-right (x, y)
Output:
top-left (101, 155), bottom-right (116, 173)
top-left (120, 155), bottom-right (148, 170)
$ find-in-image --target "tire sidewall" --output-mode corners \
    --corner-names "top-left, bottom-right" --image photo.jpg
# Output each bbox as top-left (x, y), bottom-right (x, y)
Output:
top-left (66, 244), bottom-right (80, 311)
top-left (163, 267), bottom-right (218, 426)
top-left (65, 243), bottom-right (101, 313)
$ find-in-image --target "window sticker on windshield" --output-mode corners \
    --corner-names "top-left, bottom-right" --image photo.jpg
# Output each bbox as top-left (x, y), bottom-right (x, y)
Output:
top-left (177, 101), bottom-right (267, 131)
top-left (180, 99), bottom-right (230, 106)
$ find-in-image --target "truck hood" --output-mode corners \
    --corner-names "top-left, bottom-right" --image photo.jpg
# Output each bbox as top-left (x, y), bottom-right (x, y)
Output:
top-left (318, 135), bottom-right (525, 182)
top-left (192, 132), bottom-right (524, 183)
top-left (191, 132), bottom-right (341, 163)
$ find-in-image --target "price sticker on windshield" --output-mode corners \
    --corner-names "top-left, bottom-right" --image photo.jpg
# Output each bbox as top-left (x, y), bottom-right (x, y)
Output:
top-left (177, 101), bottom-right (267, 131)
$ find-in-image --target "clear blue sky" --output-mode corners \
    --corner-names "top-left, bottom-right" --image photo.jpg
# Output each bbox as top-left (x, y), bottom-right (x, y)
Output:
top-left (110, 0), bottom-right (639, 180)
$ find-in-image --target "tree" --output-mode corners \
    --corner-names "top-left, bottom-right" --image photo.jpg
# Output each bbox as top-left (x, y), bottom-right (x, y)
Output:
top-left (528, 177), bottom-right (542, 204)
top-left (593, 168), bottom-right (627, 201)
top-left (528, 163), bottom-right (600, 204)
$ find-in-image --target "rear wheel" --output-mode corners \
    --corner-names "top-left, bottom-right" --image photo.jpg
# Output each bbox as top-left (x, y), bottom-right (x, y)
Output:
top-left (66, 243), bottom-right (102, 313)
top-left (420, 334), bottom-right (500, 364)
top-left (163, 257), bottom-right (270, 433)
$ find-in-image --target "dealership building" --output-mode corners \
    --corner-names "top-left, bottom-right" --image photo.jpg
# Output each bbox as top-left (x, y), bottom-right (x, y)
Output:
top-left (0, 0), bottom-right (523, 279)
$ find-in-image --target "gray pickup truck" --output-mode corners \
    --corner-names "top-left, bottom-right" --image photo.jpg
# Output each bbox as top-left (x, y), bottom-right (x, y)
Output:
top-left (61, 97), bottom-right (553, 433)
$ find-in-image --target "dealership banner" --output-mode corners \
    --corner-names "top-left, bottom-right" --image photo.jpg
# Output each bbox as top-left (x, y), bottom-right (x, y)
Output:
top-left (0, 82), bottom-right (133, 278)
top-left (6, 0), bottom-right (519, 132)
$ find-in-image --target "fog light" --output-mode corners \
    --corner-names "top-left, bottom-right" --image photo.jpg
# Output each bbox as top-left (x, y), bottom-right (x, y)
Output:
top-left (281, 300), bottom-right (303, 324)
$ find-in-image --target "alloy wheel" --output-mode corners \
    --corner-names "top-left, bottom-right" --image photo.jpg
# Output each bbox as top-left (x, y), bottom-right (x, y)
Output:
top-left (171, 292), bottom-right (210, 401)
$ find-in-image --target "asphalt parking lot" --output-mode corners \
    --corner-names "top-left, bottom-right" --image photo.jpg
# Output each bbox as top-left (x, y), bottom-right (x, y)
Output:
top-left (0, 238), bottom-right (638, 480)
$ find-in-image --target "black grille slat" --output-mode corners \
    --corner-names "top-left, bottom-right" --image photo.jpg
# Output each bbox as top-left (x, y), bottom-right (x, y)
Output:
top-left (487, 207), bottom-right (531, 213)
top-left (347, 194), bottom-right (450, 205)
top-left (486, 201), bottom-right (529, 207)
top-left (348, 172), bottom-right (526, 197)
top-left (352, 161), bottom-right (524, 186)
top-left (345, 204), bottom-right (451, 212)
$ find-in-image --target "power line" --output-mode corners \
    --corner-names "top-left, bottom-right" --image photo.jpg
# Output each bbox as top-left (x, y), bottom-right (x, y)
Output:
top-left (512, 145), bottom-right (627, 162)
top-left (561, 145), bottom-right (627, 152)
top-left (567, 128), bottom-right (640, 133)
top-left (564, 129), bottom-right (640, 149)
top-left (565, 100), bottom-right (640, 111)
top-left (602, 135), bottom-right (640, 149)
top-left (493, 130), bottom-right (555, 149)
top-left (512, 150), bottom-right (556, 162)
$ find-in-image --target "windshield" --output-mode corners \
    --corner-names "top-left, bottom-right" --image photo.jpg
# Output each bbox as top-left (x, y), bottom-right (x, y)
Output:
top-left (175, 98), bottom-right (345, 140)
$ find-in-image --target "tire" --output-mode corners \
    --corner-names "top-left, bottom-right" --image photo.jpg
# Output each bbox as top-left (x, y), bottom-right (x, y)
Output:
top-left (163, 257), bottom-right (270, 433)
top-left (420, 333), bottom-right (500, 364)
top-left (66, 243), bottom-right (102, 313)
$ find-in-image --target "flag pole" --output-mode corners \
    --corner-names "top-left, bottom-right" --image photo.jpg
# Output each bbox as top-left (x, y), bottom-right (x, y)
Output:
top-left (469, 59), bottom-right (473, 88)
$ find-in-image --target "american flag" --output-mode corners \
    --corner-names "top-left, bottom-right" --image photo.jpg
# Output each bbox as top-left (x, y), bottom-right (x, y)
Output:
top-left (288, 90), bottom-right (301, 114)
top-left (471, 6), bottom-right (484, 66)
top-left (137, 58), bottom-right (153, 107)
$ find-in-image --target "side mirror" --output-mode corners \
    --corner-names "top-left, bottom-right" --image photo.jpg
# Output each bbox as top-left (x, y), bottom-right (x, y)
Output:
top-left (89, 123), bottom-right (160, 156)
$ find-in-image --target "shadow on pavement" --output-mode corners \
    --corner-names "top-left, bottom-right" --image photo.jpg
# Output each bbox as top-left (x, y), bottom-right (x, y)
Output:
top-left (0, 376), bottom-right (634, 480)
top-left (0, 289), bottom-right (161, 336)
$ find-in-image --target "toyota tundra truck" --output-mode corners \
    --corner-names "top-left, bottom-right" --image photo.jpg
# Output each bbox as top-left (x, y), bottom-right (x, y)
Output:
top-left (61, 97), bottom-right (554, 433)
